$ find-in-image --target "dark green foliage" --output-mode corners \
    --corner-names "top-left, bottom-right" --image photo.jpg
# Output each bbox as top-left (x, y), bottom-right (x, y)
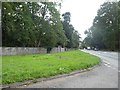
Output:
top-left (62, 12), bottom-right (80, 48)
top-left (83, 1), bottom-right (119, 51)
top-left (2, 2), bottom-right (36, 46)
top-left (2, 2), bottom-right (68, 48)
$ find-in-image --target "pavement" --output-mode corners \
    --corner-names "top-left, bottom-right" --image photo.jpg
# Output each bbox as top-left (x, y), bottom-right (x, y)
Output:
top-left (19, 49), bottom-right (118, 88)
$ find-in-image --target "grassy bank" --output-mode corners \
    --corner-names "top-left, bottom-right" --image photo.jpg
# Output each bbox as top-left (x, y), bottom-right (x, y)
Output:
top-left (2, 50), bottom-right (100, 84)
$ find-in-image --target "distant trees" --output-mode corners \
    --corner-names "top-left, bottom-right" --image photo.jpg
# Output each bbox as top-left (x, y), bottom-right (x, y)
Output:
top-left (83, 1), bottom-right (119, 51)
top-left (62, 12), bottom-right (80, 48)
top-left (2, 2), bottom-right (80, 49)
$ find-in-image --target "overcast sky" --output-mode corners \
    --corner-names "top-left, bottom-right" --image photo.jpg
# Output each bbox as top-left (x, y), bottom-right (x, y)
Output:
top-left (60, 0), bottom-right (107, 40)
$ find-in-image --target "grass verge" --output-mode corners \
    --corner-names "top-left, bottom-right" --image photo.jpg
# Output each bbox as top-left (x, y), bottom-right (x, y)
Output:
top-left (2, 50), bottom-right (100, 84)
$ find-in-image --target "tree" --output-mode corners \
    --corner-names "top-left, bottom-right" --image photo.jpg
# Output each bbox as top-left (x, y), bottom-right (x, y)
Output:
top-left (84, 1), bottom-right (119, 51)
top-left (2, 2), bottom-right (67, 49)
top-left (72, 30), bottom-right (80, 48)
top-left (62, 12), bottom-right (80, 48)
top-left (2, 2), bottom-right (33, 46)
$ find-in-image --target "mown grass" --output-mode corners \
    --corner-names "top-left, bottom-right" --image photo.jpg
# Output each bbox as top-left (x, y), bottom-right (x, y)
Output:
top-left (2, 50), bottom-right (100, 84)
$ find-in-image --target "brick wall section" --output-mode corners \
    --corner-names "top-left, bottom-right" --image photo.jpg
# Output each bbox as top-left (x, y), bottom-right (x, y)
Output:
top-left (2, 47), bottom-right (65, 55)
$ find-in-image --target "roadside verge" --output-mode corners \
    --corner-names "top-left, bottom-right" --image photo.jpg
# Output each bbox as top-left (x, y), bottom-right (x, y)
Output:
top-left (2, 61), bottom-right (101, 89)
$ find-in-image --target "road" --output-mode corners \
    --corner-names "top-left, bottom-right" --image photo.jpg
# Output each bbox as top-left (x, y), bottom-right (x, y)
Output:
top-left (20, 50), bottom-right (118, 88)
top-left (82, 49), bottom-right (118, 70)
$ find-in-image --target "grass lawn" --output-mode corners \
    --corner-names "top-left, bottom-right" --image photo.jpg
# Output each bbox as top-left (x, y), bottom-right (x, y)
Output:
top-left (2, 50), bottom-right (100, 84)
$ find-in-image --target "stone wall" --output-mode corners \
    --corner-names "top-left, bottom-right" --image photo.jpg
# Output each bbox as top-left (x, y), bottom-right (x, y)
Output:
top-left (1, 47), bottom-right (65, 55)
top-left (51, 47), bottom-right (65, 53)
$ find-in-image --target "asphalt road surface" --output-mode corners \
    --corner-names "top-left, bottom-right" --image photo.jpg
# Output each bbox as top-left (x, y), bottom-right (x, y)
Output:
top-left (82, 49), bottom-right (119, 71)
top-left (20, 50), bottom-right (118, 88)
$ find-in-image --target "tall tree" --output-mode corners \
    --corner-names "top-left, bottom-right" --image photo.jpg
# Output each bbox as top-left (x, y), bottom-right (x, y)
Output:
top-left (2, 2), bottom-right (67, 49)
top-left (62, 12), bottom-right (80, 48)
top-left (84, 1), bottom-right (119, 51)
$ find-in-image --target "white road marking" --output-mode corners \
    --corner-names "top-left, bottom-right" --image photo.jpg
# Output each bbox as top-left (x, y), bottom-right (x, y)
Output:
top-left (81, 50), bottom-right (118, 72)
top-left (104, 63), bottom-right (111, 67)
top-left (112, 67), bottom-right (117, 70)
top-left (102, 60), bottom-right (110, 65)
top-left (104, 63), bottom-right (118, 72)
